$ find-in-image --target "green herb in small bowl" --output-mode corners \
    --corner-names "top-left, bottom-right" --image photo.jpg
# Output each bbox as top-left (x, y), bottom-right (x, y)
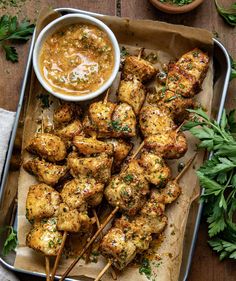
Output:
top-left (149, 0), bottom-right (204, 14)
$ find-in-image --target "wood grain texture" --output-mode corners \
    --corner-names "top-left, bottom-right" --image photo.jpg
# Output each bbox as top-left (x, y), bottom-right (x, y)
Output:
top-left (1, 0), bottom-right (236, 280)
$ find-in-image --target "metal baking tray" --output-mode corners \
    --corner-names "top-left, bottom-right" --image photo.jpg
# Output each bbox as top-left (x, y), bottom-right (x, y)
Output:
top-left (0, 7), bottom-right (231, 281)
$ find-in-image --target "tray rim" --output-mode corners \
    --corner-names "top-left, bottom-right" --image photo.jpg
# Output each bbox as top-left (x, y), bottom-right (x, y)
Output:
top-left (0, 7), bottom-right (232, 281)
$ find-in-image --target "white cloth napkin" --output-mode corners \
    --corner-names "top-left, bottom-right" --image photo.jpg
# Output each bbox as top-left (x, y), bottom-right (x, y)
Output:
top-left (0, 108), bottom-right (19, 281)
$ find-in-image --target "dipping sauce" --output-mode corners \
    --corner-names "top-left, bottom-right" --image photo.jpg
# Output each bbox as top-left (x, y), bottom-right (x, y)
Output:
top-left (39, 23), bottom-right (114, 96)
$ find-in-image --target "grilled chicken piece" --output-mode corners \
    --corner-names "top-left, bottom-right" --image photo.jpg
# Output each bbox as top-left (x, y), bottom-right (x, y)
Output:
top-left (152, 180), bottom-right (181, 204)
top-left (26, 184), bottom-right (61, 223)
top-left (176, 48), bottom-right (209, 86)
top-left (26, 217), bottom-right (62, 256)
top-left (57, 203), bottom-right (81, 233)
top-left (55, 120), bottom-right (83, 143)
top-left (100, 227), bottom-right (137, 270)
top-left (166, 49), bottom-right (209, 98)
top-left (105, 159), bottom-right (149, 216)
top-left (89, 101), bottom-right (116, 133)
top-left (68, 152), bottom-right (113, 184)
top-left (26, 133), bottom-right (67, 162)
top-left (144, 131), bottom-right (187, 159)
top-left (104, 138), bottom-right (133, 168)
top-left (139, 151), bottom-right (171, 186)
top-left (118, 77), bottom-right (145, 115)
top-left (23, 158), bottom-right (68, 186)
top-left (158, 90), bottom-right (194, 123)
top-left (57, 203), bottom-right (91, 233)
top-left (61, 177), bottom-right (104, 209)
top-left (111, 103), bottom-right (136, 138)
top-left (54, 103), bottom-right (81, 125)
top-left (139, 105), bottom-right (175, 137)
top-left (82, 114), bottom-right (97, 137)
top-left (123, 56), bottom-right (157, 83)
top-left (73, 136), bottom-right (114, 155)
top-left (166, 63), bottom-right (198, 98)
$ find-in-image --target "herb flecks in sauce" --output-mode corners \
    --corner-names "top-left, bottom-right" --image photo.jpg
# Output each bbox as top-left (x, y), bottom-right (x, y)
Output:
top-left (40, 23), bottom-right (114, 96)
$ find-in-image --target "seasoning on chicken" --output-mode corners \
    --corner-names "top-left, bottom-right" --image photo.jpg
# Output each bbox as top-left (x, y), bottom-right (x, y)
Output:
top-left (105, 159), bottom-right (149, 216)
top-left (26, 133), bottom-right (67, 162)
top-left (73, 136), bottom-right (114, 155)
top-left (99, 188), bottom-right (168, 270)
top-left (111, 103), bottom-right (136, 138)
top-left (26, 217), bottom-right (63, 256)
top-left (89, 101), bottom-right (116, 133)
top-left (55, 120), bottom-right (83, 143)
top-left (61, 177), bottom-right (104, 209)
top-left (144, 131), bottom-right (188, 159)
top-left (57, 203), bottom-right (92, 233)
top-left (82, 114), bottom-right (97, 137)
top-left (53, 103), bottom-right (81, 125)
top-left (166, 63), bottom-right (198, 98)
top-left (68, 152), bottom-right (113, 184)
top-left (158, 90), bottom-right (194, 123)
top-left (152, 180), bottom-right (181, 205)
top-left (104, 138), bottom-right (133, 168)
top-left (176, 48), bottom-right (210, 87)
top-left (26, 184), bottom-right (61, 223)
top-left (23, 158), bottom-right (68, 186)
top-left (118, 76), bottom-right (145, 115)
top-left (139, 151), bottom-right (171, 186)
top-left (123, 55), bottom-right (157, 83)
top-left (139, 105), bottom-right (175, 137)
top-left (100, 227), bottom-right (137, 270)
top-left (165, 49), bottom-right (209, 98)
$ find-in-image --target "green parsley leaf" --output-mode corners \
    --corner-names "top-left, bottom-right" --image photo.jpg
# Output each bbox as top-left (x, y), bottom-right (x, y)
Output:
top-left (0, 15), bottom-right (34, 62)
top-left (0, 226), bottom-right (17, 256)
top-left (2, 44), bottom-right (18, 62)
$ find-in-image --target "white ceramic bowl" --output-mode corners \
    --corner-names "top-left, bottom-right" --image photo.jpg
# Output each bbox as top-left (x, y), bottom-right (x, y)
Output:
top-left (33, 14), bottom-right (120, 102)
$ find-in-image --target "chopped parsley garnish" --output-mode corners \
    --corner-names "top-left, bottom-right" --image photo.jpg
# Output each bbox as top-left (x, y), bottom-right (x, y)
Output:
top-left (124, 174), bottom-right (134, 182)
top-left (110, 120), bottom-right (131, 132)
top-left (139, 258), bottom-right (152, 279)
top-left (120, 46), bottom-right (129, 58)
top-left (159, 0), bottom-right (193, 6)
top-left (37, 93), bottom-right (52, 109)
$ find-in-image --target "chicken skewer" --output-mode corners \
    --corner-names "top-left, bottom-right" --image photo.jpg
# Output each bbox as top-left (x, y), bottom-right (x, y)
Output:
top-left (51, 91), bottom-right (118, 279)
top-left (59, 142), bottom-right (147, 280)
top-left (95, 154), bottom-right (197, 281)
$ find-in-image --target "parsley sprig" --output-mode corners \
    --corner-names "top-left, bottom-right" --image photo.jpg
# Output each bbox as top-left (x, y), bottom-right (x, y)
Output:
top-left (0, 226), bottom-right (18, 256)
top-left (0, 15), bottom-right (34, 62)
top-left (182, 108), bottom-right (236, 260)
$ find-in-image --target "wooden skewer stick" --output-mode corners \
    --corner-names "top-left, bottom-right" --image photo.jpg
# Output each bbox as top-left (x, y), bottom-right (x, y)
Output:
top-left (45, 256), bottom-right (51, 281)
top-left (91, 210), bottom-right (117, 280)
top-left (50, 231), bottom-right (67, 280)
top-left (138, 47), bottom-right (145, 60)
top-left (59, 206), bottom-right (119, 281)
top-left (85, 209), bottom-right (101, 264)
top-left (103, 88), bottom-right (110, 105)
top-left (94, 260), bottom-right (113, 281)
top-left (176, 121), bottom-right (185, 133)
top-left (175, 152), bottom-right (197, 183)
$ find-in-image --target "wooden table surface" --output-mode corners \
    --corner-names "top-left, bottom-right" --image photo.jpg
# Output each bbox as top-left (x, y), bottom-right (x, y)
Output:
top-left (1, 0), bottom-right (236, 280)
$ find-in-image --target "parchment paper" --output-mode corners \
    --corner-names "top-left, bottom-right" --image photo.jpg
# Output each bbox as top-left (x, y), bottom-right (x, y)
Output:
top-left (14, 9), bottom-right (213, 281)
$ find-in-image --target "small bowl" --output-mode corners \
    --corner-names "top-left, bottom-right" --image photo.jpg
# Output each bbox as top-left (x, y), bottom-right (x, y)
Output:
top-left (149, 0), bottom-right (204, 14)
top-left (33, 14), bottom-right (120, 102)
